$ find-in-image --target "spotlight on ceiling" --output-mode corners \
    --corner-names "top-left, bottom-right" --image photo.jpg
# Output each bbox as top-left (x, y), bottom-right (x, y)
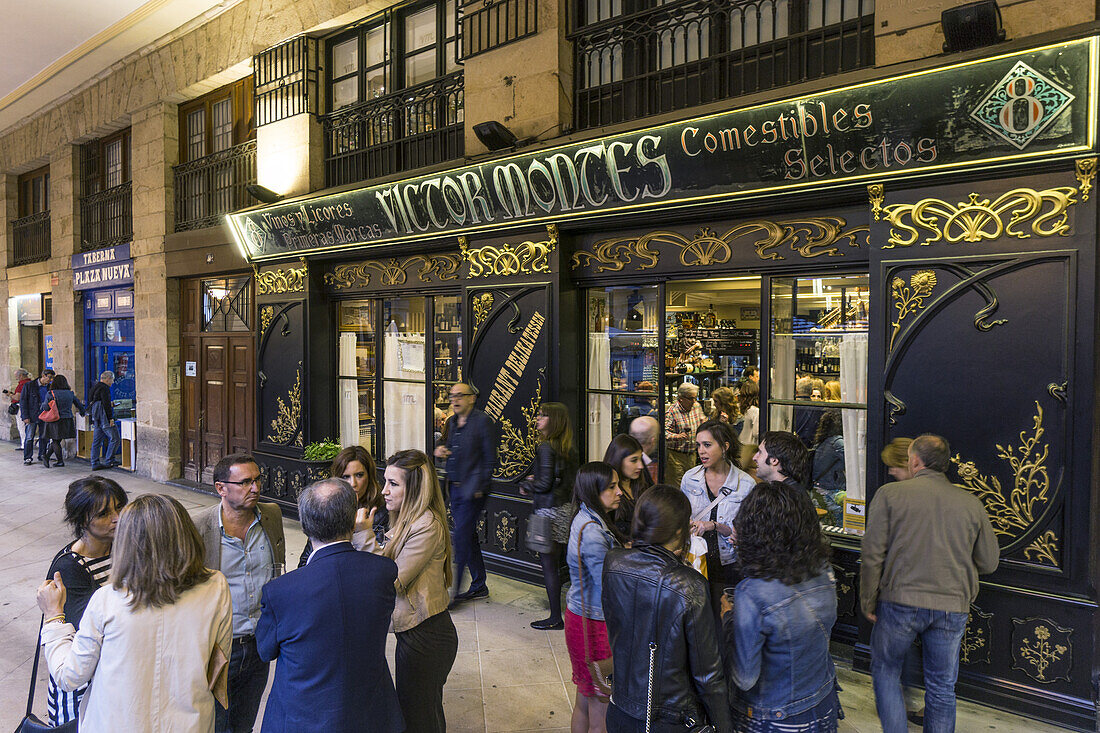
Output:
top-left (246, 185), bottom-right (284, 204)
top-left (474, 121), bottom-right (521, 151)
top-left (941, 0), bottom-right (1005, 54)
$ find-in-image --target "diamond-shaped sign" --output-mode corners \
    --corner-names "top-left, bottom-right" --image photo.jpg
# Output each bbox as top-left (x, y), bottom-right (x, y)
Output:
top-left (971, 61), bottom-right (1074, 150)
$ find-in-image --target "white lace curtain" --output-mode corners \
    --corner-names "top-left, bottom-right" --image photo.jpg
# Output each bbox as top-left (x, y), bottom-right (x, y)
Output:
top-left (587, 333), bottom-right (612, 461)
top-left (839, 333), bottom-right (868, 501)
top-left (383, 332), bottom-right (426, 455)
top-left (338, 332), bottom-right (359, 448)
top-left (771, 335), bottom-right (796, 432)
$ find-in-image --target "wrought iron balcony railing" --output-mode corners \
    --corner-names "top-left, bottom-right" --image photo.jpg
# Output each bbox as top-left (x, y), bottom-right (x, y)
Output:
top-left (173, 140), bottom-right (258, 232)
top-left (322, 72), bottom-right (465, 188)
top-left (11, 211), bottom-right (51, 266)
top-left (80, 181), bottom-right (132, 252)
top-left (571, 0), bottom-right (874, 130)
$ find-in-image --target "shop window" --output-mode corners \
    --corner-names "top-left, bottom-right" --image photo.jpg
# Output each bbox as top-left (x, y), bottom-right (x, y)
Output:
top-left (201, 277), bottom-right (252, 332)
top-left (338, 294), bottom-right (462, 460)
top-left (768, 274), bottom-right (868, 528)
top-left (89, 315), bottom-right (136, 420)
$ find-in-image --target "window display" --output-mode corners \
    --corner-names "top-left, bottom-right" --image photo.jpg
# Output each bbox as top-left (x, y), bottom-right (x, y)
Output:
top-left (768, 274), bottom-right (868, 531)
top-left (338, 301), bottom-right (378, 453)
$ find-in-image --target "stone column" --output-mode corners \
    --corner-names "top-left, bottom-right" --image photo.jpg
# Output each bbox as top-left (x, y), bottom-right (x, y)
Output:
top-left (49, 145), bottom-right (82, 394)
top-left (130, 102), bottom-right (181, 481)
top-left (0, 175), bottom-right (13, 440)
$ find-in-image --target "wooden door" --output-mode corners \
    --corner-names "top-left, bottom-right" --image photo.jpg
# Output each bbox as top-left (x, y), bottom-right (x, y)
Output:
top-left (200, 338), bottom-right (229, 484)
top-left (226, 334), bottom-right (254, 456)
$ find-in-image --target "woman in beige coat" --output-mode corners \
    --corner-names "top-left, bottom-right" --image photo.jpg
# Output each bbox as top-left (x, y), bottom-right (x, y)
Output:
top-left (365, 448), bottom-right (458, 733)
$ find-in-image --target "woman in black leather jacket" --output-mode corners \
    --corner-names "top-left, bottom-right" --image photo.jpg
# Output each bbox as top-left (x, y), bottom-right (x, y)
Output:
top-left (602, 484), bottom-right (733, 733)
top-left (521, 402), bottom-right (575, 630)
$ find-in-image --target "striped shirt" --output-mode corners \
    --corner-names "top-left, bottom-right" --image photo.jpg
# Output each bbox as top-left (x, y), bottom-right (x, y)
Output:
top-left (47, 549), bottom-right (111, 725)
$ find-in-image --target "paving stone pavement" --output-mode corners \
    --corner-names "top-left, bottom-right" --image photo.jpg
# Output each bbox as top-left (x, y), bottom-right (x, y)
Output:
top-left (0, 442), bottom-right (1066, 732)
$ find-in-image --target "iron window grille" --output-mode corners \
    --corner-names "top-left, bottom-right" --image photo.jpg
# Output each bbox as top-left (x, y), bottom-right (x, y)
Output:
top-left (255, 36), bottom-right (320, 127)
top-left (80, 134), bottom-right (133, 251)
top-left (459, 0), bottom-right (537, 59)
top-left (571, 0), bottom-right (874, 130)
top-left (202, 277), bottom-right (253, 332)
top-left (11, 211), bottom-right (51, 266)
top-left (173, 140), bottom-right (258, 231)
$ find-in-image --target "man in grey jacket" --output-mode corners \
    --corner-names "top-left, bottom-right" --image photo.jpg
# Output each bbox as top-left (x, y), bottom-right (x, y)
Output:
top-left (861, 434), bottom-right (999, 733)
top-left (193, 453), bottom-right (286, 733)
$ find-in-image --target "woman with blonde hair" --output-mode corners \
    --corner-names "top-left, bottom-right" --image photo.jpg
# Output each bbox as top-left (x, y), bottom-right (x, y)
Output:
top-left (521, 401), bottom-right (576, 630)
top-left (710, 386), bottom-right (739, 425)
top-left (36, 494), bottom-right (232, 732)
top-left (368, 449), bottom-right (458, 733)
top-left (824, 380), bottom-right (842, 402)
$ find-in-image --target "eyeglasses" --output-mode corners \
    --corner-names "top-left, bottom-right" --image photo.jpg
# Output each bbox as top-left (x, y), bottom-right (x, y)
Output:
top-left (449, 393), bottom-right (474, 399)
top-left (222, 477), bottom-right (262, 488)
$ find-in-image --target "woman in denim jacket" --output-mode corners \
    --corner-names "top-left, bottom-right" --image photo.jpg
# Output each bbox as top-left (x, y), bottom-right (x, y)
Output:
top-left (565, 462), bottom-right (627, 733)
top-left (680, 420), bottom-right (755, 622)
top-left (721, 480), bottom-right (839, 732)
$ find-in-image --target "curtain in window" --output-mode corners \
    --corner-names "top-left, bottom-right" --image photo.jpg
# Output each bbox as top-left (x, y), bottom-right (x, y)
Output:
top-left (338, 332), bottom-right (359, 448)
top-left (383, 332), bottom-right (426, 455)
top-left (771, 334), bottom-right (796, 431)
top-left (587, 333), bottom-right (612, 461)
top-left (839, 333), bottom-right (868, 501)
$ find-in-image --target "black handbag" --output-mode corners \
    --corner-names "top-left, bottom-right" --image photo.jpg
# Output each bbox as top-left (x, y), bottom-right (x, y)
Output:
top-left (525, 512), bottom-right (554, 554)
top-left (14, 616), bottom-right (78, 733)
top-left (8, 401), bottom-right (19, 415)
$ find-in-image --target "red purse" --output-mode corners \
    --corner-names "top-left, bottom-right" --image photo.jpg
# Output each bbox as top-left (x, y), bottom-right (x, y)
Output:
top-left (38, 391), bottom-right (59, 423)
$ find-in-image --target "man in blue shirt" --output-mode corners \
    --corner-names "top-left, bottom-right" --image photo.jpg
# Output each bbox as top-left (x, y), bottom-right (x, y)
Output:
top-left (435, 382), bottom-right (497, 605)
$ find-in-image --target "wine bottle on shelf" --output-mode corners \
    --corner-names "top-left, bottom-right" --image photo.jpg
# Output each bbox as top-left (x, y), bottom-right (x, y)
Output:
top-left (704, 304), bottom-right (718, 329)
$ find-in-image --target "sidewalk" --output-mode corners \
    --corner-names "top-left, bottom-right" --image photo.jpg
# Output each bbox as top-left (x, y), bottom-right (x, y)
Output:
top-left (0, 445), bottom-right (1064, 732)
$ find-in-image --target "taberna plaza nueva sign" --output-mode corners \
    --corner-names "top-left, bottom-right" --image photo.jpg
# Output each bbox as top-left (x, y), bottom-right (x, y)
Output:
top-left (72, 243), bottom-right (134, 290)
top-left (228, 37), bottom-right (1096, 262)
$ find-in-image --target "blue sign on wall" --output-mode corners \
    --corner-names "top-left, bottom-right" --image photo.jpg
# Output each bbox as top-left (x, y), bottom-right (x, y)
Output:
top-left (44, 335), bottom-right (55, 370)
top-left (72, 243), bottom-right (134, 291)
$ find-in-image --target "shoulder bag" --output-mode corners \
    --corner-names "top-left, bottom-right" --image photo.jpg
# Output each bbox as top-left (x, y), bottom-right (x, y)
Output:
top-left (38, 392), bottom-right (59, 424)
top-left (14, 616), bottom-right (78, 733)
top-left (576, 520), bottom-right (613, 701)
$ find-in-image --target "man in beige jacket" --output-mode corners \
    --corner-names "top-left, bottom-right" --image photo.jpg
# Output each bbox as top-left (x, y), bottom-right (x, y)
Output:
top-left (861, 433), bottom-right (999, 733)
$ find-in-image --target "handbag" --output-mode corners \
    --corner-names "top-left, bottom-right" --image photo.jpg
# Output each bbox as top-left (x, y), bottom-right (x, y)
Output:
top-left (38, 392), bottom-right (59, 423)
top-left (576, 521), bottom-right (613, 701)
top-left (8, 402), bottom-right (19, 415)
top-left (14, 616), bottom-right (78, 733)
top-left (548, 501), bottom-right (575, 544)
top-left (525, 513), bottom-right (554, 554)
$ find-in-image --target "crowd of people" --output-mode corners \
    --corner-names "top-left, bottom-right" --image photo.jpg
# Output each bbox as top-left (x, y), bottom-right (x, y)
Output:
top-left (8, 368), bottom-right (121, 470)
top-left (28, 377), bottom-right (1000, 733)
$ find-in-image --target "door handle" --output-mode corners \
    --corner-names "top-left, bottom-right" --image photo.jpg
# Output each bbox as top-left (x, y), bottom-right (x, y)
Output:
top-left (198, 410), bottom-right (206, 429)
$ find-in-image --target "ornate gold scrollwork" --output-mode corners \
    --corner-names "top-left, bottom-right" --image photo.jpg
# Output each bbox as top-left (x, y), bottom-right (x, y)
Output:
top-left (1046, 381), bottom-right (1067, 405)
top-left (867, 184), bottom-right (885, 220)
top-left (266, 362), bottom-right (303, 446)
top-left (1013, 618), bottom-right (1072, 683)
top-left (323, 253), bottom-right (461, 290)
top-left (1023, 529), bottom-right (1059, 567)
top-left (472, 293), bottom-right (494, 331)
top-left (495, 511), bottom-right (517, 552)
top-left (952, 401), bottom-right (1050, 540)
top-left (460, 224), bottom-right (558, 278)
top-left (493, 379), bottom-right (543, 479)
top-left (879, 187), bottom-right (1078, 249)
top-left (1075, 157), bottom-right (1096, 201)
top-left (889, 270), bottom-right (937, 353)
top-left (884, 391), bottom-right (906, 426)
top-left (960, 606), bottom-right (993, 666)
top-left (572, 217), bottom-right (864, 270)
top-left (259, 306), bottom-right (274, 338)
top-left (256, 266), bottom-right (306, 295)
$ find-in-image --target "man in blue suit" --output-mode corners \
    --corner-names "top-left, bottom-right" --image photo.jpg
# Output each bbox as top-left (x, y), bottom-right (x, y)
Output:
top-left (257, 478), bottom-right (403, 733)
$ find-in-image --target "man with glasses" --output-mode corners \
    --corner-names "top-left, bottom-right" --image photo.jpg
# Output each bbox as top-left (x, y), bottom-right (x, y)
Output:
top-left (193, 453), bottom-right (287, 733)
top-left (435, 383), bottom-right (497, 607)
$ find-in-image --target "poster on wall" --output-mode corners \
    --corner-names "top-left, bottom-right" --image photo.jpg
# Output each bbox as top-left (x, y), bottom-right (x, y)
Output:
top-left (43, 335), bottom-right (54, 370)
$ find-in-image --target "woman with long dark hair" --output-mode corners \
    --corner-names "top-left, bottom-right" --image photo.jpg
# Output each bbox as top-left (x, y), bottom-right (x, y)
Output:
top-left (43, 476), bottom-right (129, 726)
top-left (565, 462), bottom-right (627, 733)
top-left (41, 374), bottom-right (84, 468)
top-left (602, 484), bottom-right (733, 732)
top-left (521, 402), bottom-right (575, 630)
top-left (723, 481), bottom-right (838, 732)
top-left (298, 445), bottom-right (388, 567)
top-left (602, 433), bottom-right (653, 537)
top-left (811, 410), bottom-right (846, 523)
top-left (680, 419), bottom-right (755, 623)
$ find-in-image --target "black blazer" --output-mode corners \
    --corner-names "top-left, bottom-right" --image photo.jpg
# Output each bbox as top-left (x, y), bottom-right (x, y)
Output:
top-left (19, 382), bottom-right (43, 422)
top-left (256, 543), bottom-right (404, 733)
top-left (522, 442), bottom-right (574, 511)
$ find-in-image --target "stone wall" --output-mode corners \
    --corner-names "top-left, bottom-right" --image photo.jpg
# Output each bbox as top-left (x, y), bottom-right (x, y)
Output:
top-left (875, 0), bottom-right (1095, 67)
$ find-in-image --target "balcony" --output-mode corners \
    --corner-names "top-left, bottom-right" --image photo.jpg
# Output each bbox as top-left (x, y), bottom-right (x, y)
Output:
top-left (571, 0), bottom-right (874, 130)
top-left (173, 140), bottom-right (258, 232)
top-left (80, 181), bottom-right (132, 252)
top-left (11, 211), bottom-right (50, 266)
top-left (322, 72), bottom-right (465, 188)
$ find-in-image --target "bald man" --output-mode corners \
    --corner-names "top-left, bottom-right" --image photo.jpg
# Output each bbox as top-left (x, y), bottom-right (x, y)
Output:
top-left (629, 415), bottom-right (660, 484)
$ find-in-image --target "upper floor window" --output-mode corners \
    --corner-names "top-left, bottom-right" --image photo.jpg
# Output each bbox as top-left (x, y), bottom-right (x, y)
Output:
top-left (18, 166), bottom-right (49, 218)
top-left (82, 129), bottom-right (131, 196)
top-left (179, 78), bottom-right (255, 163)
top-left (80, 130), bottom-right (133, 250)
top-left (326, 0), bottom-right (459, 114)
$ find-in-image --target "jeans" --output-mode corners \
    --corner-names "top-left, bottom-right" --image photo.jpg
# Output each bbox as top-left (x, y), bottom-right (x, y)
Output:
top-left (23, 421), bottom-right (46, 461)
top-left (215, 635), bottom-right (270, 733)
top-left (871, 600), bottom-right (968, 733)
top-left (90, 409), bottom-right (120, 466)
top-left (395, 611), bottom-right (458, 733)
top-left (451, 492), bottom-right (488, 593)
